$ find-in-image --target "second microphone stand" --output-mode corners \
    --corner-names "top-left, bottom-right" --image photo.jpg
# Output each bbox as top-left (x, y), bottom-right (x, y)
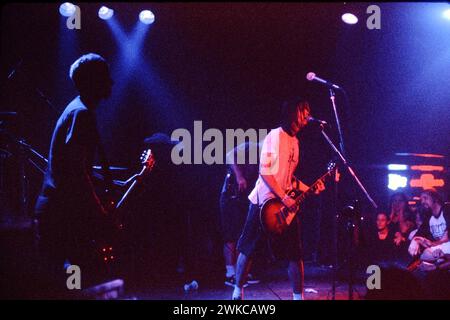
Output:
top-left (321, 88), bottom-right (377, 300)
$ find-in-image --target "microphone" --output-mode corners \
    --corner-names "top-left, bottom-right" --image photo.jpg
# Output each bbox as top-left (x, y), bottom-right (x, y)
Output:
top-left (307, 116), bottom-right (328, 126)
top-left (306, 72), bottom-right (342, 90)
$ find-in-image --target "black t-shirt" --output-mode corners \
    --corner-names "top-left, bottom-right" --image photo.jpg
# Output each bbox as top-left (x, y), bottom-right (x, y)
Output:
top-left (365, 228), bottom-right (397, 264)
top-left (416, 205), bottom-right (450, 241)
top-left (221, 142), bottom-right (259, 199)
top-left (35, 96), bottom-right (102, 216)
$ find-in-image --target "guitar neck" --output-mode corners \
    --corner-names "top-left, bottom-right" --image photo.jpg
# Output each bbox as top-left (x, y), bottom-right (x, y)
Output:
top-left (294, 170), bottom-right (332, 205)
top-left (115, 165), bottom-right (150, 210)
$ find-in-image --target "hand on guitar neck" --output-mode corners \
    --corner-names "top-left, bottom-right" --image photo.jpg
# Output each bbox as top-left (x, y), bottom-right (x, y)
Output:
top-left (282, 176), bottom-right (326, 212)
top-left (104, 149), bottom-right (155, 226)
top-left (309, 178), bottom-right (326, 195)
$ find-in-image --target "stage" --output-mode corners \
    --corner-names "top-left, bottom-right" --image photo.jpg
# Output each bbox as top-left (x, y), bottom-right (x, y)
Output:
top-left (129, 262), bottom-right (367, 300)
top-left (1, 3), bottom-right (450, 302)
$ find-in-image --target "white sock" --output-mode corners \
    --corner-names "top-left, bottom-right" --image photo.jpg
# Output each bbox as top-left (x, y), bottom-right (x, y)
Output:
top-left (293, 293), bottom-right (303, 300)
top-left (232, 286), bottom-right (242, 299)
top-left (226, 265), bottom-right (236, 277)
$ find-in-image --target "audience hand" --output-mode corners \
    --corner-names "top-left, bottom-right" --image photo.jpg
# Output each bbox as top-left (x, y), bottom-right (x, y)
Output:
top-left (408, 238), bottom-right (420, 256)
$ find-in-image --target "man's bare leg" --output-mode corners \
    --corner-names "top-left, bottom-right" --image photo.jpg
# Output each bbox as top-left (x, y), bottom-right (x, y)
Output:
top-left (288, 260), bottom-right (304, 300)
top-left (233, 252), bottom-right (252, 299)
top-left (224, 242), bottom-right (237, 281)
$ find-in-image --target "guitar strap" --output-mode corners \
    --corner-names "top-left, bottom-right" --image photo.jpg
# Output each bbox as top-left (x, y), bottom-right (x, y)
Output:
top-left (257, 187), bottom-right (260, 207)
top-left (256, 179), bottom-right (261, 207)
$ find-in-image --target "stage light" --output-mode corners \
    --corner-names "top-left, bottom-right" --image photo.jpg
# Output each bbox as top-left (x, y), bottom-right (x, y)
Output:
top-left (387, 164), bottom-right (408, 171)
top-left (59, 2), bottom-right (76, 17)
top-left (443, 9), bottom-right (450, 20)
top-left (388, 174), bottom-right (408, 191)
top-left (341, 13), bottom-right (358, 25)
top-left (98, 6), bottom-right (114, 20)
top-left (410, 174), bottom-right (445, 189)
top-left (410, 165), bottom-right (444, 172)
top-left (139, 10), bottom-right (155, 25)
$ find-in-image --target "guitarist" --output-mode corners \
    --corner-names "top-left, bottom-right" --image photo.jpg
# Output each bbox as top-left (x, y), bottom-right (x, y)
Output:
top-left (232, 97), bottom-right (325, 300)
top-left (220, 141), bottom-right (261, 287)
top-left (34, 53), bottom-right (114, 296)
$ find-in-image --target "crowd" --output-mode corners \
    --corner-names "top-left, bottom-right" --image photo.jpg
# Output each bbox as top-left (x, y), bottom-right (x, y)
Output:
top-left (361, 189), bottom-right (450, 272)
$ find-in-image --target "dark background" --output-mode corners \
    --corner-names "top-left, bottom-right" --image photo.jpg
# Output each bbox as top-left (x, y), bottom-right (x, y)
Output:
top-left (1, 2), bottom-right (450, 276)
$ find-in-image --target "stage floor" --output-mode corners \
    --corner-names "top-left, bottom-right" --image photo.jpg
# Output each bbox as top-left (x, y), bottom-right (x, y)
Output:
top-left (128, 263), bottom-right (368, 300)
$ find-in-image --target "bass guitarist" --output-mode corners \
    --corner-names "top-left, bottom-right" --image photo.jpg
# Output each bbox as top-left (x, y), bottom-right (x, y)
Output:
top-left (232, 97), bottom-right (325, 300)
top-left (34, 53), bottom-right (115, 297)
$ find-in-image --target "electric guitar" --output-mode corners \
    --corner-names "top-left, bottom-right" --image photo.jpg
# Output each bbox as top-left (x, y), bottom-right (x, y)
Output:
top-left (94, 149), bottom-right (155, 265)
top-left (259, 161), bottom-right (336, 237)
top-left (110, 149), bottom-right (155, 229)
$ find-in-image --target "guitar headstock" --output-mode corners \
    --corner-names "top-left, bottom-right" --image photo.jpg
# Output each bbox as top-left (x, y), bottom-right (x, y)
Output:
top-left (327, 161), bottom-right (336, 172)
top-left (140, 149), bottom-right (155, 172)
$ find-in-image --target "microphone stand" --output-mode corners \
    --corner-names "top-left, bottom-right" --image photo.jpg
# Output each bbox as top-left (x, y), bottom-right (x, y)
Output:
top-left (320, 124), bottom-right (377, 299)
top-left (329, 89), bottom-right (345, 157)
top-left (323, 88), bottom-right (377, 300)
top-left (328, 87), bottom-right (343, 300)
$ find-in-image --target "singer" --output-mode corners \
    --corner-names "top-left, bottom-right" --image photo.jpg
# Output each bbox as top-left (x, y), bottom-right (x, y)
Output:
top-left (231, 96), bottom-right (326, 300)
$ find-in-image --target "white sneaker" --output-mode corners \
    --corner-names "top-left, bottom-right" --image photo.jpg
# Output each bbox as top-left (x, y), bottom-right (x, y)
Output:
top-left (419, 261), bottom-right (437, 272)
top-left (246, 273), bottom-right (260, 285)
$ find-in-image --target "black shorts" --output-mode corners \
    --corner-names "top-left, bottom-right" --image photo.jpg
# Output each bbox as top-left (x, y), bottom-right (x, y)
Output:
top-left (219, 192), bottom-right (249, 242)
top-left (237, 203), bottom-right (303, 261)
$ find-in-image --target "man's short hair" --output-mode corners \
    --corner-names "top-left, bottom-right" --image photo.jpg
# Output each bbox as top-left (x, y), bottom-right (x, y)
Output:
top-left (280, 96), bottom-right (310, 124)
top-left (421, 188), bottom-right (444, 206)
top-left (69, 53), bottom-right (109, 92)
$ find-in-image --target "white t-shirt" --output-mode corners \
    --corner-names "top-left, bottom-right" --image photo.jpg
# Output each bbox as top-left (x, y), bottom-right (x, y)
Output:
top-left (429, 211), bottom-right (447, 241)
top-left (248, 127), bottom-right (299, 205)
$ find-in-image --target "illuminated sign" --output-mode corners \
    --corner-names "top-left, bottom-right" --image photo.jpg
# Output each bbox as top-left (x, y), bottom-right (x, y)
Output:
top-left (410, 174), bottom-right (445, 189)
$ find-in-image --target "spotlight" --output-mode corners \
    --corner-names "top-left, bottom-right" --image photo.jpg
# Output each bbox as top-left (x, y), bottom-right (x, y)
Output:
top-left (98, 6), bottom-right (114, 20)
top-left (443, 9), bottom-right (450, 20)
top-left (139, 10), bottom-right (155, 25)
top-left (59, 2), bottom-right (76, 17)
top-left (341, 13), bottom-right (358, 25)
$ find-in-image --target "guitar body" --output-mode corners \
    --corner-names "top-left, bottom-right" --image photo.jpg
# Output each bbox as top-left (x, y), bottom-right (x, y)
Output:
top-left (259, 162), bottom-right (336, 237)
top-left (260, 197), bottom-right (299, 237)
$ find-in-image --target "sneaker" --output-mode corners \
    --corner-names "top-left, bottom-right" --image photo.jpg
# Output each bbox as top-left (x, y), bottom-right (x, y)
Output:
top-left (225, 275), bottom-right (236, 287)
top-left (232, 286), bottom-right (243, 300)
top-left (225, 275), bottom-right (248, 287)
top-left (246, 273), bottom-right (261, 285)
